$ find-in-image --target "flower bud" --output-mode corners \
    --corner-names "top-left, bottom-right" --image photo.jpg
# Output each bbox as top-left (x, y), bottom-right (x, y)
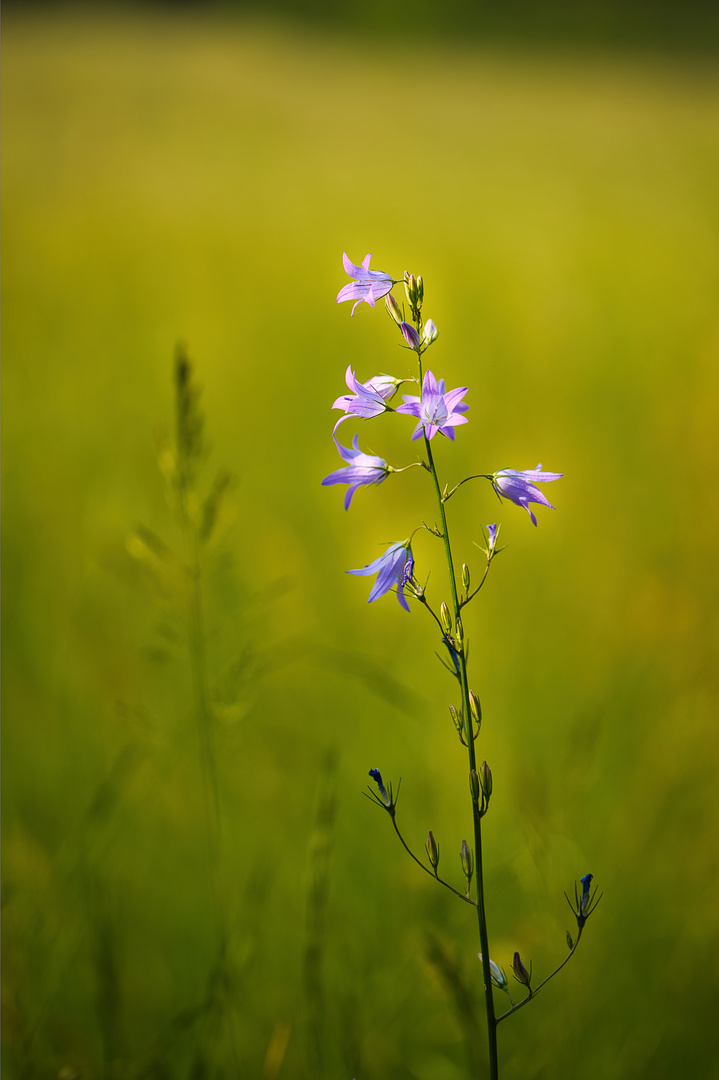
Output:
top-left (469, 769), bottom-right (480, 801)
top-left (468, 690), bottom-right (481, 729)
top-left (416, 275), bottom-right (424, 303)
top-left (479, 954), bottom-right (509, 991)
top-left (369, 768), bottom-right (391, 808)
top-left (486, 523), bottom-right (499, 555)
top-left (448, 703), bottom-right (462, 735)
top-left (426, 830), bottom-right (440, 870)
top-left (480, 761), bottom-right (492, 801)
top-left (512, 951), bottom-right (531, 988)
top-left (422, 318), bottom-right (438, 346)
top-left (580, 873), bottom-right (593, 917)
top-left (461, 563), bottom-right (470, 591)
top-left (460, 839), bottom-right (474, 882)
top-left (385, 293), bottom-right (403, 326)
top-left (404, 273), bottom-right (417, 307)
top-left (400, 321), bottom-right (421, 350)
top-left (454, 617), bottom-right (464, 651)
top-left (440, 602), bottom-right (452, 635)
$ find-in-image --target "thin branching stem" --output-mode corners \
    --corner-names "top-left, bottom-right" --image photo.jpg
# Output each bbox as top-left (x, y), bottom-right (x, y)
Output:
top-left (390, 817), bottom-right (477, 907)
top-left (496, 928), bottom-right (584, 1023)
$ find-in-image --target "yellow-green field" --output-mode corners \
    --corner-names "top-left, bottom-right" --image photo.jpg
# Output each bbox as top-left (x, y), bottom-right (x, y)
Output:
top-left (3, 9), bottom-right (719, 1079)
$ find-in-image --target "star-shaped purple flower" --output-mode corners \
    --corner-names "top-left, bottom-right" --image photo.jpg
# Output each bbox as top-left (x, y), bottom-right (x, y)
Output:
top-left (491, 464), bottom-right (562, 526)
top-left (337, 252), bottom-right (395, 316)
top-left (321, 435), bottom-right (392, 510)
top-left (396, 369), bottom-right (469, 441)
top-left (347, 540), bottom-right (413, 611)
top-left (332, 365), bottom-right (401, 432)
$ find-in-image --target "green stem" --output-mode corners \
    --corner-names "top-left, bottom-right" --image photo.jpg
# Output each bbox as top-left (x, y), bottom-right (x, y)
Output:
top-left (423, 433), bottom-right (499, 1080)
top-left (178, 481), bottom-right (226, 950)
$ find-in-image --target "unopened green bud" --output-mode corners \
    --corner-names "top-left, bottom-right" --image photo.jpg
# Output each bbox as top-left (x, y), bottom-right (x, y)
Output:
top-left (469, 769), bottom-right (480, 801)
top-left (416, 275), bottom-right (424, 302)
top-left (449, 704), bottom-right (464, 741)
top-left (480, 760), bottom-right (493, 801)
top-left (468, 690), bottom-right (481, 729)
top-left (385, 293), bottom-right (403, 326)
top-left (404, 272), bottom-right (418, 307)
top-left (460, 839), bottom-right (474, 882)
top-left (440, 602), bottom-right (452, 635)
top-left (426, 830), bottom-right (440, 870)
top-left (454, 617), bottom-right (465, 651)
top-left (462, 563), bottom-right (470, 591)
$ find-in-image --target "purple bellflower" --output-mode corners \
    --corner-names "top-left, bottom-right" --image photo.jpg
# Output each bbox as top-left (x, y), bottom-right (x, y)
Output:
top-left (348, 540), bottom-right (413, 611)
top-left (396, 369), bottom-right (469, 441)
top-left (491, 464), bottom-right (563, 526)
top-left (321, 435), bottom-right (392, 510)
top-left (332, 365), bottom-right (401, 432)
top-left (337, 252), bottom-right (394, 316)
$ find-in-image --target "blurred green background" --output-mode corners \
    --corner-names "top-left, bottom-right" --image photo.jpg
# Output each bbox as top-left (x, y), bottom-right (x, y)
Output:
top-left (3, 5), bottom-right (719, 1079)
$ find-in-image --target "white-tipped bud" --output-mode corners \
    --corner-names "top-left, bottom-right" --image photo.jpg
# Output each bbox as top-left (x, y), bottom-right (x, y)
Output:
top-left (479, 954), bottom-right (509, 991)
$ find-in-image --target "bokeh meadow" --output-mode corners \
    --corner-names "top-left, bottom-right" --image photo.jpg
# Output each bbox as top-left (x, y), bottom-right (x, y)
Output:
top-left (3, 6), bottom-right (719, 1079)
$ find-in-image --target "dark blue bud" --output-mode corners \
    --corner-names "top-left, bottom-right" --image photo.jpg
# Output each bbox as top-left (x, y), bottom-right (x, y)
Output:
top-left (369, 768), bottom-right (391, 807)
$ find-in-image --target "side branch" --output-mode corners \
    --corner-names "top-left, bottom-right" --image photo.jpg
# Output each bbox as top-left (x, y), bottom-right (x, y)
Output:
top-left (390, 818), bottom-right (477, 908)
top-left (496, 928), bottom-right (584, 1023)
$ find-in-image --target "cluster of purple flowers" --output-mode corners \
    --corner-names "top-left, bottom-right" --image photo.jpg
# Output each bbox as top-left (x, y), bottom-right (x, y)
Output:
top-left (322, 252), bottom-right (563, 608)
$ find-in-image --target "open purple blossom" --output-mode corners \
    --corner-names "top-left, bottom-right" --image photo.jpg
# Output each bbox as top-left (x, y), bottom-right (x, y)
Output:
top-left (396, 369), bottom-right (469, 441)
top-left (337, 252), bottom-right (394, 316)
top-left (321, 434), bottom-right (392, 510)
top-left (348, 540), bottom-right (413, 611)
top-left (332, 365), bottom-right (401, 432)
top-left (491, 464), bottom-right (563, 526)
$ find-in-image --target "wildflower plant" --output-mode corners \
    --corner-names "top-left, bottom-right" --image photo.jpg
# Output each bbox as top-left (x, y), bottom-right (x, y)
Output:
top-left (325, 253), bottom-right (601, 1078)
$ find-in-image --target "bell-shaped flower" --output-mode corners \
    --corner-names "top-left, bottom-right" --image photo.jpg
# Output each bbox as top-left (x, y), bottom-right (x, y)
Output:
top-left (491, 464), bottom-right (562, 526)
top-left (396, 369), bottom-right (469, 441)
top-left (332, 365), bottom-right (402, 432)
top-left (322, 435), bottom-right (392, 510)
top-left (347, 539), bottom-right (413, 611)
top-left (337, 252), bottom-right (394, 315)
